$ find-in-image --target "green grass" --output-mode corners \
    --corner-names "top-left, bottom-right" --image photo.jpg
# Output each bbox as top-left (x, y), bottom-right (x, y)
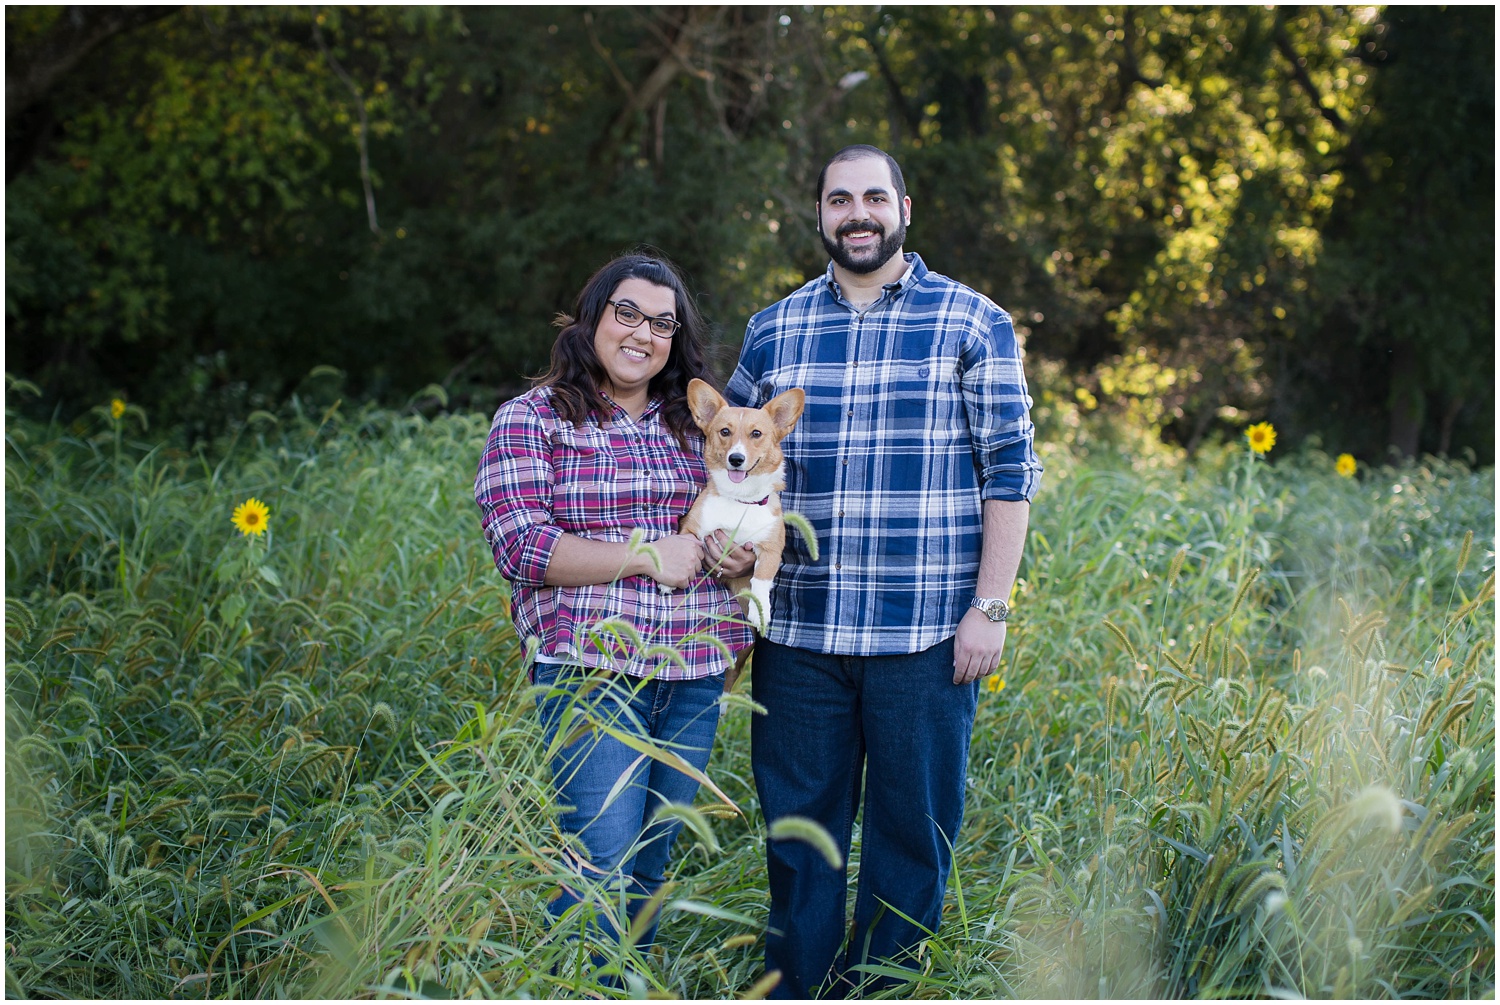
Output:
top-left (5, 382), bottom-right (1493, 999)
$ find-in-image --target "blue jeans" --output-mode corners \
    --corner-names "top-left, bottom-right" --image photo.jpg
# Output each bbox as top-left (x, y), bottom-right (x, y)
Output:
top-left (534, 663), bottom-right (723, 950)
top-left (751, 637), bottom-right (978, 998)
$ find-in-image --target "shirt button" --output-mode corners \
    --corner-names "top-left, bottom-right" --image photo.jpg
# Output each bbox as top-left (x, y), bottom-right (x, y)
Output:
top-left (847, 409), bottom-right (854, 417)
top-left (835, 563), bottom-right (841, 570)
top-left (838, 510), bottom-right (844, 517)
top-left (843, 459), bottom-right (849, 466)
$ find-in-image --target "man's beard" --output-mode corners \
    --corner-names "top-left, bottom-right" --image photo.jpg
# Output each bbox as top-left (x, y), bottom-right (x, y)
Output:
top-left (820, 216), bottom-right (906, 275)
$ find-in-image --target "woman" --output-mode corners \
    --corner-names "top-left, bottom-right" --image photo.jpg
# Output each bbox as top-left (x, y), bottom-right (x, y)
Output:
top-left (474, 253), bottom-right (754, 953)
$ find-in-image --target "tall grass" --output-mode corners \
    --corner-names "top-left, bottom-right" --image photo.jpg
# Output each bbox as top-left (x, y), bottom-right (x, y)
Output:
top-left (6, 380), bottom-right (1493, 998)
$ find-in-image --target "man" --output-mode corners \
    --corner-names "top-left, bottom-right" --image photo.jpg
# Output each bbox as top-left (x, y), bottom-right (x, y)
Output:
top-left (724, 144), bottom-right (1042, 997)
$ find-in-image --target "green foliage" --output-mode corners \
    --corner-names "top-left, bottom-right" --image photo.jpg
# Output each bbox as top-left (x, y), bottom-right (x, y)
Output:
top-left (5, 7), bottom-right (799, 428)
top-left (5, 383), bottom-right (1492, 998)
top-left (5, 387), bottom-right (528, 996)
top-left (1298, 6), bottom-right (1495, 460)
top-left (812, 6), bottom-right (1382, 454)
top-left (945, 441), bottom-right (1494, 999)
top-left (5, 6), bottom-right (1492, 460)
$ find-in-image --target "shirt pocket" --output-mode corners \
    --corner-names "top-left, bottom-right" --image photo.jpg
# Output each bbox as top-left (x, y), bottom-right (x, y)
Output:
top-left (889, 356), bottom-right (964, 432)
top-left (550, 423), bottom-right (619, 533)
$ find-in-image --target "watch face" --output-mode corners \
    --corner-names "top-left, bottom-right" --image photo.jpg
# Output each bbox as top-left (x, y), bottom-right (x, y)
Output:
top-left (975, 598), bottom-right (1008, 621)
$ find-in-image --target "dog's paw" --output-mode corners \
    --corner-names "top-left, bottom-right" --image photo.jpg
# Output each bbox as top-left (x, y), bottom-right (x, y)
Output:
top-left (747, 578), bottom-right (773, 634)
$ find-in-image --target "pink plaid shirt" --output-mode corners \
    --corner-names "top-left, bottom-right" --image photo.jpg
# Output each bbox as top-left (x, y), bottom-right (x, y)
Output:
top-left (475, 386), bottom-right (752, 679)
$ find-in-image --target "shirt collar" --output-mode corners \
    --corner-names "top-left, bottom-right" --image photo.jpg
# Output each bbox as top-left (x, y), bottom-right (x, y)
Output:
top-left (600, 393), bottom-right (664, 424)
top-left (822, 252), bottom-right (926, 306)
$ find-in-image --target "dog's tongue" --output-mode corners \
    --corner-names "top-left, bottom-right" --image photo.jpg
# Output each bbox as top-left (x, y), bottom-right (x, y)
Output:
top-left (728, 471), bottom-right (748, 484)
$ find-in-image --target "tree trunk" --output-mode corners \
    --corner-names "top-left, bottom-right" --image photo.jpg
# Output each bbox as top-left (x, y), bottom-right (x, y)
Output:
top-left (1386, 343), bottom-right (1424, 458)
top-left (1437, 396), bottom-right (1464, 457)
top-left (589, 7), bottom-right (719, 170)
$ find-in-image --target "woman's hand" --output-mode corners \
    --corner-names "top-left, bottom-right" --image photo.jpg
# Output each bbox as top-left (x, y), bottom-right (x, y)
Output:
top-left (642, 533), bottom-right (707, 589)
top-left (543, 532), bottom-right (704, 588)
top-left (704, 530), bottom-right (756, 579)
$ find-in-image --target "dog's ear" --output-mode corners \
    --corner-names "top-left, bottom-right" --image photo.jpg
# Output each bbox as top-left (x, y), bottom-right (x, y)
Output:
top-left (765, 387), bottom-right (806, 439)
top-left (686, 378), bottom-right (727, 431)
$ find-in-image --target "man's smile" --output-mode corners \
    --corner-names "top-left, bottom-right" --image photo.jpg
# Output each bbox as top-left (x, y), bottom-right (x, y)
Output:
top-left (839, 222), bottom-right (882, 245)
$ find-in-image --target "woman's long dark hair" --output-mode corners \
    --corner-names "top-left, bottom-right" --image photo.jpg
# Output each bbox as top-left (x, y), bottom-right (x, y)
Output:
top-left (535, 252), bottom-right (713, 447)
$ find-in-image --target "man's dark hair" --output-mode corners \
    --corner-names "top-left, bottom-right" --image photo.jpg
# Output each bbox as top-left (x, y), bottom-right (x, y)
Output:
top-left (814, 144), bottom-right (907, 204)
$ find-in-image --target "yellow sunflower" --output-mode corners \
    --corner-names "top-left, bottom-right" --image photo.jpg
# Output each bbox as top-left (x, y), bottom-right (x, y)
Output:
top-left (231, 498), bottom-right (270, 536)
top-left (1335, 453), bottom-right (1356, 478)
top-left (984, 675), bottom-right (1006, 694)
top-left (1245, 422), bottom-right (1276, 455)
top-left (110, 398), bottom-right (126, 420)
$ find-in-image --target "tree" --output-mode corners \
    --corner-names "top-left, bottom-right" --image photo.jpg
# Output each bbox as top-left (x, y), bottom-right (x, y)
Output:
top-left (6, 6), bottom-right (179, 178)
top-left (1298, 6), bottom-right (1494, 459)
top-left (797, 7), bottom-right (1374, 452)
top-left (5, 6), bottom-right (1491, 463)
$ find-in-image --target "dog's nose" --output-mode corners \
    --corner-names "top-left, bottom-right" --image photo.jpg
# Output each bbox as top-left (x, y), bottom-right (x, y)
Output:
top-left (728, 452), bottom-right (746, 468)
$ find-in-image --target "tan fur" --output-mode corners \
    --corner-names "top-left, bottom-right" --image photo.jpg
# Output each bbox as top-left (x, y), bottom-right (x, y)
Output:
top-left (679, 378), bottom-right (805, 689)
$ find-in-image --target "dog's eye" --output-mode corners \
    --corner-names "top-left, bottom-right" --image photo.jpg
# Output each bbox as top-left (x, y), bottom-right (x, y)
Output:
top-left (750, 430), bottom-right (763, 439)
top-left (719, 428), bottom-right (731, 438)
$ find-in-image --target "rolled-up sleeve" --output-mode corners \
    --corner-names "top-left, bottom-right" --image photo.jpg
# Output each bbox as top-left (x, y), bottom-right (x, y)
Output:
top-left (960, 310), bottom-right (1043, 502)
top-left (474, 400), bottom-right (565, 585)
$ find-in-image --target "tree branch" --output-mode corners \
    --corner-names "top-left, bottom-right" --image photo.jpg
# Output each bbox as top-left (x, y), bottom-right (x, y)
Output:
top-left (1112, 8), bottom-right (1163, 112)
top-left (866, 30), bottom-right (922, 138)
top-left (584, 11), bottom-right (637, 102)
top-left (1273, 11), bottom-right (1346, 134)
top-left (697, 8), bottom-right (782, 144)
top-left (591, 6), bottom-right (718, 168)
top-left (6, 6), bottom-right (179, 121)
top-left (312, 16), bottom-right (379, 234)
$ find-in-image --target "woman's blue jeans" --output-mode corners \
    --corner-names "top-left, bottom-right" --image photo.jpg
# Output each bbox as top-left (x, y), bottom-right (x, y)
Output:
top-left (533, 663), bottom-right (723, 950)
top-left (750, 637), bottom-right (978, 998)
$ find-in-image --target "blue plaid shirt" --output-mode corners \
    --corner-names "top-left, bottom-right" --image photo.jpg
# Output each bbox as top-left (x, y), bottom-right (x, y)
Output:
top-left (725, 254), bottom-right (1042, 655)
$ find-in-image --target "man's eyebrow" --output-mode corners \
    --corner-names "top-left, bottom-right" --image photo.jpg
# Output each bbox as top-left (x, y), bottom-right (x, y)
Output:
top-left (824, 185), bottom-right (891, 200)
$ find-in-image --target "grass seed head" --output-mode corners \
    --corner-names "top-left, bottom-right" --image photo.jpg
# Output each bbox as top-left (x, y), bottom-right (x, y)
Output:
top-left (1350, 784), bottom-right (1404, 836)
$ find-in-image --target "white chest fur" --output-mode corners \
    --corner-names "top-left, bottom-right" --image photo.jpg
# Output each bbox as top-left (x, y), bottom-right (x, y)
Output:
top-left (698, 494), bottom-right (780, 545)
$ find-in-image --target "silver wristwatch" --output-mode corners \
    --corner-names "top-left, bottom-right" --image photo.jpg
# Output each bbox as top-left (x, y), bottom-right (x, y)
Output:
top-left (970, 596), bottom-right (1009, 622)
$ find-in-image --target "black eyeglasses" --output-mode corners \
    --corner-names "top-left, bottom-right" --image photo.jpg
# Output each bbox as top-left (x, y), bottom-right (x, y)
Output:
top-left (608, 300), bottom-right (680, 339)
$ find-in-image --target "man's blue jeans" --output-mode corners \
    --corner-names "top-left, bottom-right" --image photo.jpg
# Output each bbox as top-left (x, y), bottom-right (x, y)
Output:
top-left (751, 637), bottom-right (978, 998)
top-left (534, 663), bottom-right (723, 950)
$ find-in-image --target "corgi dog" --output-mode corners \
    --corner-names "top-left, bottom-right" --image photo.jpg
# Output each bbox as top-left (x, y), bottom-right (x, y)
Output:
top-left (680, 378), bottom-right (805, 635)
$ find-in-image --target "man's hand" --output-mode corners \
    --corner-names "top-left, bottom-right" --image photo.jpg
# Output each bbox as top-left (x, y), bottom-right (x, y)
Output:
top-left (953, 607), bottom-right (1007, 685)
top-left (704, 529), bottom-right (756, 579)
